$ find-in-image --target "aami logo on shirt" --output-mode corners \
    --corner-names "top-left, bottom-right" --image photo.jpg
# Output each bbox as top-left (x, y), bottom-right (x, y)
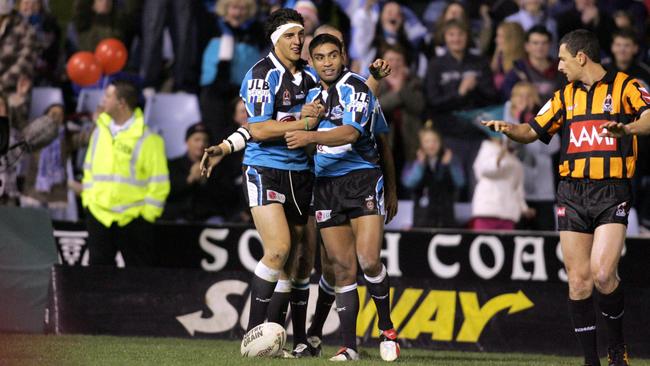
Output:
top-left (567, 120), bottom-right (616, 154)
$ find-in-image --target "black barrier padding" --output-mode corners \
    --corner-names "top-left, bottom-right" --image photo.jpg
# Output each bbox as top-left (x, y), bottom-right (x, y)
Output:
top-left (47, 265), bottom-right (650, 357)
top-left (0, 207), bottom-right (58, 333)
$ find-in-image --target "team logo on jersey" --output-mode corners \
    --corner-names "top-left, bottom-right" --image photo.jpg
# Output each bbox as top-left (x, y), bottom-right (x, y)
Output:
top-left (282, 89), bottom-right (291, 106)
top-left (266, 190), bottom-right (286, 204)
top-left (616, 202), bottom-right (629, 217)
top-left (315, 210), bottom-right (332, 223)
top-left (603, 94), bottom-right (613, 113)
top-left (247, 79), bottom-right (271, 103)
top-left (567, 120), bottom-right (616, 154)
top-left (330, 105), bottom-right (343, 119)
top-left (347, 92), bottom-right (369, 114)
top-left (556, 206), bottom-right (566, 217)
top-left (365, 195), bottom-right (375, 211)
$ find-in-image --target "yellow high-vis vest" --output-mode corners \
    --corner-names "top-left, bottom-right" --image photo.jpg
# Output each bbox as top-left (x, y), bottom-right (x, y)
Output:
top-left (81, 108), bottom-right (170, 227)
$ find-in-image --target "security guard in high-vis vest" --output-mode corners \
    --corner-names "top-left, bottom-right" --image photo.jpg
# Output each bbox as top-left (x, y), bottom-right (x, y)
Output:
top-left (82, 80), bottom-right (169, 267)
top-left (483, 30), bottom-right (650, 366)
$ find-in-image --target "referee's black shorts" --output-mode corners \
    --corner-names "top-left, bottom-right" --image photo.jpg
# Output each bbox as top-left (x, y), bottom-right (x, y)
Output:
top-left (556, 179), bottom-right (632, 233)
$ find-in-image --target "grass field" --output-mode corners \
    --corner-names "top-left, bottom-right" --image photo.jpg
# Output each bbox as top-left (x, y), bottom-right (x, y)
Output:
top-left (1, 334), bottom-right (649, 366)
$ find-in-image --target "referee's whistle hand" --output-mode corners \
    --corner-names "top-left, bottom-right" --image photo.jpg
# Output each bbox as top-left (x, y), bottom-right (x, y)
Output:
top-left (599, 121), bottom-right (627, 138)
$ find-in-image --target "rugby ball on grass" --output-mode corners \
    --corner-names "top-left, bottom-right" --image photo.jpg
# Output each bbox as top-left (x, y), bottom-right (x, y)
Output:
top-left (240, 322), bottom-right (286, 357)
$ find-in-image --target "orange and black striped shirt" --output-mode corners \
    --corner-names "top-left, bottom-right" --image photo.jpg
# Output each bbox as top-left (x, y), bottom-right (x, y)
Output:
top-left (529, 70), bottom-right (650, 180)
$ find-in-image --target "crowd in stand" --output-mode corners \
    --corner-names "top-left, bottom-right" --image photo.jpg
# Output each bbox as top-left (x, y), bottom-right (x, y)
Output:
top-left (1, 0), bottom-right (650, 232)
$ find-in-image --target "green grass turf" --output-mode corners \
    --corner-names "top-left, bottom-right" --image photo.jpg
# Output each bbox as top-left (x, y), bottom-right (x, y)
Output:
top-left (1, 334), bottom-right (649, 366)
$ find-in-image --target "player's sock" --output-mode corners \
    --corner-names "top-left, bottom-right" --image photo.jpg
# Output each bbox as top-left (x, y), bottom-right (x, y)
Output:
top-left (267, 279), bottom-right (291, 325)
top-left (248, 262), bottom-right (280, 331)
top-left (307, 276), bottom-right (336, 338)
top-left (290, 277), bottom-right (310, 347)
top-left (364, 264), bottom-right (394, 331)
top-left (335, 283), bottom-right (359, 351)
top-left (569, 297), bottom-right (600, 366)
top-left (598, 283), bottom-right (625, 348)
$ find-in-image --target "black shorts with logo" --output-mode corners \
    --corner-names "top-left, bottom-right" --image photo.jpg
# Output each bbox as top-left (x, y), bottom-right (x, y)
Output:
top-left (242, 165), bottom-right (314, 224)
top-left (556, 179), bottom-right (632, 233)
top-left (313, 168), bottom-right (384, 229)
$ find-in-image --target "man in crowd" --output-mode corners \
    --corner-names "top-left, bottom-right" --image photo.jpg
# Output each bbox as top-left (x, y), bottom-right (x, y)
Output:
top-left (82, 80), bottom-right (170, 267)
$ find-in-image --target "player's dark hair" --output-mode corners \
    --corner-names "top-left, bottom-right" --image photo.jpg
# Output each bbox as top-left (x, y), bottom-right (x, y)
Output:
top-left (309, 33), bottom-right (343, 56)
top-left (265, 8), bottom-right (304, 41)
top-left (612, 28), bottom-right (639, 45)
top-left (559, 29), bottom-right (601, 63)
top-left (526, 25), bottom-right (552, 43)
top-left (110, 79), bottom-right (139, 110)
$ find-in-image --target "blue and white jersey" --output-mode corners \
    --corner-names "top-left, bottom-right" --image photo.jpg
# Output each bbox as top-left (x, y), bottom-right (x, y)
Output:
top-left (307, 70), bottom-right (389, 177)
top-left (240, 51), bottom-right (320, 171)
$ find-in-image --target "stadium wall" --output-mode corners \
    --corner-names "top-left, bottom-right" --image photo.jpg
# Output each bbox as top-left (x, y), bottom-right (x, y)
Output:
top-left (47, 221), bottom-right (650, 356)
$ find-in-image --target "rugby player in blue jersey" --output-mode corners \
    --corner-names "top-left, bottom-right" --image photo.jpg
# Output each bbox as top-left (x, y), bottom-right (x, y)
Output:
top-left (285, 33), bottom-right (399, 362)
top-left (201, 15), bottom-right (392, 357)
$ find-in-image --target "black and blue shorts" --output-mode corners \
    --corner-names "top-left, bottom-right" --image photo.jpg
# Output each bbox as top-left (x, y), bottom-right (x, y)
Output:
top-left (242, 165), bottom-right (313, 225)
top-left (313, 168), bottom-right (384, 229)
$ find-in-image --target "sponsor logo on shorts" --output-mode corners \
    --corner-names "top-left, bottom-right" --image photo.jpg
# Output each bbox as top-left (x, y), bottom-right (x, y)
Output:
top-left (365, 195), bottom-right (375, 211)
top-left (567, 120), bottom-right (616, 154)
top-left (315, 210), bottom-right (332, 223)
top-left (266, 190), bottom-right (286, 204)
top-left (557, 206), bottom-right (566, 217)
top-left (616, 202), bottom-right (628, 217)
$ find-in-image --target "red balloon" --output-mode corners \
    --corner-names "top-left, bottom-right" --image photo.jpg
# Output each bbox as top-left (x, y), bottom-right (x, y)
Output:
top-left (66, 51), bottom-right (102, 86)
top-left (95, 38), bottom-right (128, 75)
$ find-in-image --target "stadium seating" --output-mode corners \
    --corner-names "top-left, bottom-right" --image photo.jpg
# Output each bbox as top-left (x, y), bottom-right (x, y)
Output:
top-left (76, 88), bottom-right (104, 113)
top-left (143, 93), bottom-right (202, 159)
top-left (29, 87), bottom-right (64, 121)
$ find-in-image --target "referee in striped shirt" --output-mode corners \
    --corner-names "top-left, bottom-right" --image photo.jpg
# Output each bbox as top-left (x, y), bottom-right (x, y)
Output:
top-left (483, 29), bottom-right (650, 366)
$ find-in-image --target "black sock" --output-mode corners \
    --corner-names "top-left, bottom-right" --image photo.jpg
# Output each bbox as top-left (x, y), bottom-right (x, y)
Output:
top-left (267, 279), bottom-right (291, 326)
top-left (335, 284), bottom-right (359, 351)
top-left (569, 297), bottom-right (600, 366)
top-left (290, 278), bottom-right (310, 347)
top-left (308, 276), bottom-right (336, 338)
top-left (364, 265), bottom-right (393, 331)
top-left (598, 284), bottom-right (625, 348)
top-left (248, 275), bottom-right (278, 331)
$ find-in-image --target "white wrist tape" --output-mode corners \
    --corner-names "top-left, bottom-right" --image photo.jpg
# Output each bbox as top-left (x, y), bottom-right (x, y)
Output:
top-left (224, 127), bottom-right (251, 153)
top-left (270, 23), bottom-right (304, 45)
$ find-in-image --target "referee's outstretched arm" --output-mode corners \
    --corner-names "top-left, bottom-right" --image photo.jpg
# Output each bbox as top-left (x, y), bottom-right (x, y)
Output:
top-left (481, 120), bottom-right (539, 144)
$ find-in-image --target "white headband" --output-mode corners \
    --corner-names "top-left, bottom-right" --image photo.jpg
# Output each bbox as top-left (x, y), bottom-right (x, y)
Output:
top-left (270, 23), bottom-right (304, 45)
